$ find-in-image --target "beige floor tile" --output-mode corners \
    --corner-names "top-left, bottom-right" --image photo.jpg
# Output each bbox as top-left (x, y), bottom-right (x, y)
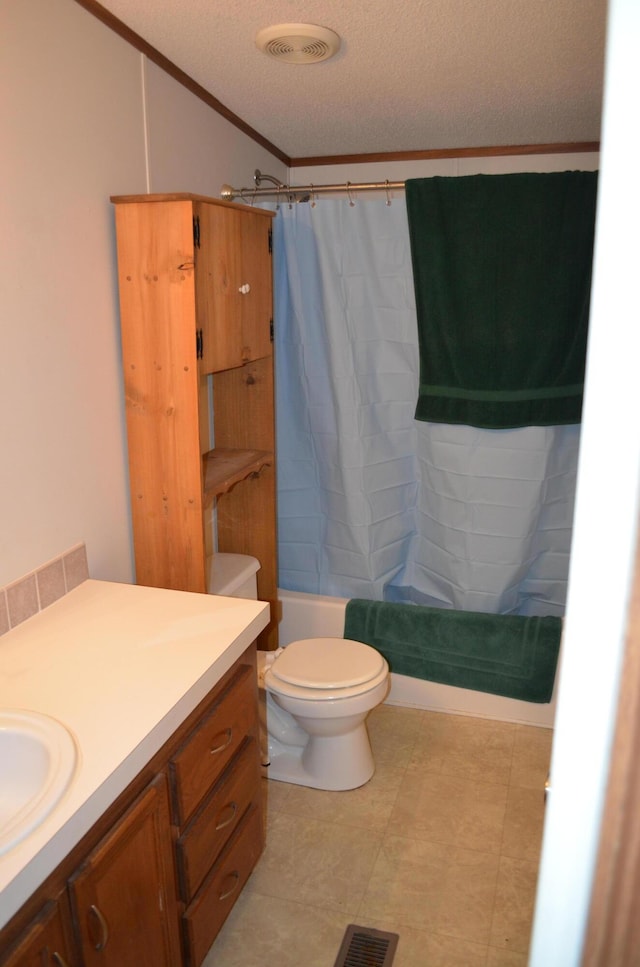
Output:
top-left (359, 834), bottom-right (499, 944)
top-left (501, 785), bottom-right (546, 863)
top-left (245, 812), bottom-right (384, 915)
top-left (360, 704), bottom-right (424, 784)
top-left (202, 891), bottom-right (351, 967)
top-left (280, 765), bottom-right (403, 830)
top-left (372, 743), bottom-right (417, 782)
top-left (509, 724), bottom-right (553, 790)
top-left (388, 771), bottom-right (508, 853)
top-left (369, 920), bottom-right (488, 967)
top-left (261, 775), bottom-right (293, 821)
top-left (435, 849), bottom-right (502, 945)
top-left (490, 855), bottom-right (539, 955)
top-left (410, 712), bottom-right (516, 785)
top-left (368, 703), bottom-right (424, 765)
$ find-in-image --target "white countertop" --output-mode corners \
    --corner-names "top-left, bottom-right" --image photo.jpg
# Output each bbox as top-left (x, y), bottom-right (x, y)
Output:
top-left (0, 579), bottom-right (269, 930)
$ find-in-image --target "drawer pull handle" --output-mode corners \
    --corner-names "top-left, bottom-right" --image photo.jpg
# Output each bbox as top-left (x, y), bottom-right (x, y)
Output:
top-left (52, 954), bottom-right (71, 967)
top-left (215, 801), bottom-right (238, 831)
top-left (219, 870), bottom-right (240, 901)
top-left (210, 728), bottom-right (233, 755)
top-left (89, 903), bottom-right (110, 951)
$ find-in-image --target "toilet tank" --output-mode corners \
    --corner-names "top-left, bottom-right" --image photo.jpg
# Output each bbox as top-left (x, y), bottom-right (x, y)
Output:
top-left (206, 553), bottom-right (260, 599)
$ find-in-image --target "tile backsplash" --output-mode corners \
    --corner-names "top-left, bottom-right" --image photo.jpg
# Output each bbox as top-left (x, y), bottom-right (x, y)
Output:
top-left (0, 543), bottom-right (89, 637)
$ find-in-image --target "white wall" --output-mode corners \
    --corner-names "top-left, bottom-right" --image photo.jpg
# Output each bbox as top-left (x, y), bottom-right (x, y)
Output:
top-left (144, 61), bottom-right (285, 196)
top-left (0, 0), bottom-right (286, 588)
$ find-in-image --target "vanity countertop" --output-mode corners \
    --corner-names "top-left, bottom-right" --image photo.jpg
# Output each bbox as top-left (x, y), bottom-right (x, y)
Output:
top-left (0, 579), bottom-right (269, 929)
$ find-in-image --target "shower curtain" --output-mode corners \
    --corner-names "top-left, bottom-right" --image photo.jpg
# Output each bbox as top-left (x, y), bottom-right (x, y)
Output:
top-left (272, 197), bottom-right (580, 616)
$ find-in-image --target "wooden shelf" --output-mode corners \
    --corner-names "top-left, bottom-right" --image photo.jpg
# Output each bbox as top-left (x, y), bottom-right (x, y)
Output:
top-left (203, 448), bottom-right (273, 502)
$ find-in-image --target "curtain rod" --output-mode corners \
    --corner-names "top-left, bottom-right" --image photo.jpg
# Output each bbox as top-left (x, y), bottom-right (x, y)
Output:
top-left (220, 169), bottom-right (405, 204)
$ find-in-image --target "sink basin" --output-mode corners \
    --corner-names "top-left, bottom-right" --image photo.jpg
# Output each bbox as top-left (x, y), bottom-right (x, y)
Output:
top-left (0, 709), bottom-right (77, 856)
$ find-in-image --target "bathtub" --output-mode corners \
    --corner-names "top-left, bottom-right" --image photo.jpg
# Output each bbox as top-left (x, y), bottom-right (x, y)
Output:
top-left (278, 589), bottom-right (556, 728)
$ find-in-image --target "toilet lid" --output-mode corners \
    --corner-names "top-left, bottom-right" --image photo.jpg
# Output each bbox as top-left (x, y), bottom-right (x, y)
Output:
top-left (270, 637), bottom-right (386, 689)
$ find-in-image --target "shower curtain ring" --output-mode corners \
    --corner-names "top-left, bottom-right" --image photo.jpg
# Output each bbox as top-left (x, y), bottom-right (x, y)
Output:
top-left (310, 184), bottom-right (317, 208)
top-left (385, 180), bottom-right (392, 206)
top-left (347, 182), bottom-right (356, 207)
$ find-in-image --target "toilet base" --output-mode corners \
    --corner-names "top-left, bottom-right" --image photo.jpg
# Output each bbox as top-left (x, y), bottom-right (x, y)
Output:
top-left (264, 722), bottom-right (375, 791)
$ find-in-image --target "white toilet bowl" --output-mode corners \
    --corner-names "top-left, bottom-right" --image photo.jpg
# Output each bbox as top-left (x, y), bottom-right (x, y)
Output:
top-left (205, 554), bottom-right (389, 792)
top-left (260, 637), bottom-right (390, 791)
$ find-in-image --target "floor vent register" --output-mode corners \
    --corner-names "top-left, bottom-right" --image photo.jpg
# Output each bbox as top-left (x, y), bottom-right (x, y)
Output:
top-left (333, 924), bottom-right (399, 967)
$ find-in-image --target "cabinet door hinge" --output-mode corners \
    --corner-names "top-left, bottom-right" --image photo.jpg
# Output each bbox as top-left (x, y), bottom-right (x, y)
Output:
top-left (268, 227), bottom-right (273, 254)
top-left (193, 215), bottom-right (201, 249)
top-left (196, 328), bottom-right (203, 359)
top-left (270, 319), bottom-right (274, 343)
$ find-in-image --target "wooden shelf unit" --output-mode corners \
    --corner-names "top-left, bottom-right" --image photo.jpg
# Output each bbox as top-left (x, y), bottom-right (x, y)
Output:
top-left (111, 193), bottom-right (279, 649)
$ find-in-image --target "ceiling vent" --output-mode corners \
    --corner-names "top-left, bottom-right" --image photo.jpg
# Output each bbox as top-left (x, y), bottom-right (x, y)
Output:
top-left (255, 23), bottom-right (341, 64)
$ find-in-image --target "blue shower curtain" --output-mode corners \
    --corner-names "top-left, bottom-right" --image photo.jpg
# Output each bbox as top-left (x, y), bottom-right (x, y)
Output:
top-left (272, 198), bottom-right (579, 617)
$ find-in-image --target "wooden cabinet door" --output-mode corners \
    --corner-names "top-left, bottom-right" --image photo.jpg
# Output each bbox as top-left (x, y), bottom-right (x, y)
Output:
top-left (0, 899), bottom-right (75, 967)
top-left (195, 203), bottom-right (243, 374)
top-left (239, 210), bottom-right (273, 363)
top-left (195, 204), bottom-right (273, 373)
top-left (68, 776), bottom-right (180, 967)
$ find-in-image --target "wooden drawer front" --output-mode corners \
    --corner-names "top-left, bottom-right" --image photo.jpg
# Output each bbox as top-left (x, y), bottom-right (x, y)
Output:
top-left (176, 736), bottom-right (259, 902)
top-left (181, 803), bottom-right (263, 967)
top-left (170, 664), bottom-right (256, 824)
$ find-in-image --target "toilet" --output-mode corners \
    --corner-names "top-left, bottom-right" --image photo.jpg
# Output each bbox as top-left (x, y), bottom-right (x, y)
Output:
top-left (260, 638), bottom-right (389, 791)
top-left (207, 553), bottom-right (390, 792)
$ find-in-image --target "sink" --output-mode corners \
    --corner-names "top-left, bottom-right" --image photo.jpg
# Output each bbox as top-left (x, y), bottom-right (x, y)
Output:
top-left (0, 709), bottom-right (77, 856)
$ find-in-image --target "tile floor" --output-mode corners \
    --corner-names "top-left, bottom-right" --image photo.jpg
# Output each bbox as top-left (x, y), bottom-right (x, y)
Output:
top-left (203, 704), bottom-right (552, 967)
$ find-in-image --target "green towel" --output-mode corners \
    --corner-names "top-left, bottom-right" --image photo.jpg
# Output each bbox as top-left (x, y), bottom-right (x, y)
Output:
top-left (344, 599), bottom-right (562, 703)
top-left (405, 172), bottom-right (598, 428)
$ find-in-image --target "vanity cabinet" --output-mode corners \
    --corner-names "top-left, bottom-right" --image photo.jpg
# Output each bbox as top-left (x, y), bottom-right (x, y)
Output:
top-left (110, 193), bottom-right (278, 650)
top-left (0, 645), bottom-right (263, 967)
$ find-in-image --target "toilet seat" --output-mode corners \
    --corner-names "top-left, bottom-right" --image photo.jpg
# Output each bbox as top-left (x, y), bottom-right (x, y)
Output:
top-left (265, 637), bottom-right (388, 702)
top-left (270, 637), bottom-right (385, 688)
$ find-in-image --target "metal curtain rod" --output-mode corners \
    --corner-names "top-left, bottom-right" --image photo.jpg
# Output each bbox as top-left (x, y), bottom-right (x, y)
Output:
top-left (220, 169), bottom-right (405, 204)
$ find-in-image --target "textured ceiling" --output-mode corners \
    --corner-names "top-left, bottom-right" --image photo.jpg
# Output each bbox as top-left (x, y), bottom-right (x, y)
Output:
top-left (92, 0), bottom-right (608, 160)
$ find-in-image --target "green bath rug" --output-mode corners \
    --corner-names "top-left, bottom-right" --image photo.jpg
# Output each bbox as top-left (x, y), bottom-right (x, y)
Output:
top-left (344, 599), bottom-right (562, 703)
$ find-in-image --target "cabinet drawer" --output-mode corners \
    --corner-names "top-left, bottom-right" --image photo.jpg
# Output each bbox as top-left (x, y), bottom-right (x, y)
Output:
top-left (181, 803), bottom-right (263, 967)
top-left (170, 664), bottom-right (256, 824)
top-left (176, 736), bottom-right (259, 902)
